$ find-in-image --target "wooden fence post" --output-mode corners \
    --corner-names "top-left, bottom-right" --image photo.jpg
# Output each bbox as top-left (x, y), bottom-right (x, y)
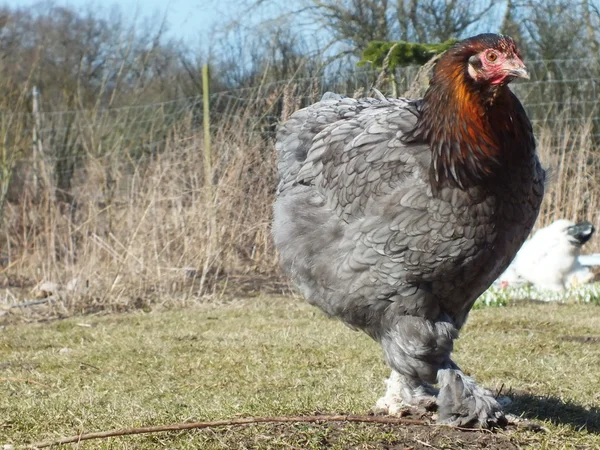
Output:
top-left (31, 86), bottom-right (53, 202)
top-left (202, 65), bottom-right (217, 252)
top-left (202, 65), bottom-right (212, 197)
top-left (31, 86), bottom-right (42, 197)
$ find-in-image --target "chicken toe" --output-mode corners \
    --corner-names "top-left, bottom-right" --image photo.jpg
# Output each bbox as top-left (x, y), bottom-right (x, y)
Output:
top-left (437, 367), bottom-right (507, 428)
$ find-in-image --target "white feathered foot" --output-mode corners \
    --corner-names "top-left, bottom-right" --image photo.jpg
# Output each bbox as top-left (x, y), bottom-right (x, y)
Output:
top-left (372, 370), bottom-right (438, 416)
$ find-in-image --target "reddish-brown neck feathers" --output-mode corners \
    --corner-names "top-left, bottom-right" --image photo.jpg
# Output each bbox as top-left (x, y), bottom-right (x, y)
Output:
top-left (412, 35), bottom-right (534, 190)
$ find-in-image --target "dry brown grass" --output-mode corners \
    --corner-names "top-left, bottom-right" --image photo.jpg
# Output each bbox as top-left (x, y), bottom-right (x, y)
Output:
top-left (536, 120), bottom-right (600, 239)
top-left (1, 83), bottom-right (599, 314)
top-left (0, 94), bottom-right (284, 311)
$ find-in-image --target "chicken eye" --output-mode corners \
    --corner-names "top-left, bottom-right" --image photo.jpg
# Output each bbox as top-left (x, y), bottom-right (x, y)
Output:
top-left (486, 52), bottom-right (498, 62)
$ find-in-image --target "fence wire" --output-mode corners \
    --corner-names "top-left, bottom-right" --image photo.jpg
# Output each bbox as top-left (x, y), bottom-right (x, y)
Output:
top-left (2, 59), bottom-right (600, 200)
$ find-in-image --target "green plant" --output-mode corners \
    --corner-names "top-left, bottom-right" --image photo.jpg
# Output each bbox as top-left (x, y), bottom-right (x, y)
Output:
top-left (358, 39), bottom-right (457, 71)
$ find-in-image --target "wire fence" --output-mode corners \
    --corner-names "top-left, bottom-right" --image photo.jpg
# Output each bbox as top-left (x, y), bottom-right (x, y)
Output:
top-left (2, 59), bottom-right (600, 195)
top-left (2, 59), bottom-right (600, 290)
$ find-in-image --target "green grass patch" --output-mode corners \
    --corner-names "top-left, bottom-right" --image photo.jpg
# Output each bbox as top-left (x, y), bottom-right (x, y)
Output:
top-left (476, 282), bottom-right (600, 307)
top-left (1, 297), bottom-right (599, 448)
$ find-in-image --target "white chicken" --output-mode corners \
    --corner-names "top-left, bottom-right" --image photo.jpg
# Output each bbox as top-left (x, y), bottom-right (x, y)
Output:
top-left (497, 219), bottom-right (595, 291)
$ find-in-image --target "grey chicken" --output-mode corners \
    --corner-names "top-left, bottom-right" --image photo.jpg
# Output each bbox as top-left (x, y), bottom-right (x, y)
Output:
top-left (273, 34), bottom-right (545, 428)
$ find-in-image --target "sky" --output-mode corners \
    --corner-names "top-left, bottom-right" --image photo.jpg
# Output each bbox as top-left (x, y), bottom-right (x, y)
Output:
top-left (2, 0), bottom-right (248, 45)
top-left (1, 0), bottom-right (506, 57)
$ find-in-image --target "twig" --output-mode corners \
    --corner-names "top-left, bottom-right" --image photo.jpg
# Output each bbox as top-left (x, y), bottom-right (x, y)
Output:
top-left (0, 377), bottom-right (50, 388)
top-left (78, 362), bottom-right (101, 372)
top-left (414, 439), bottom-right (439, 449)
top-left (26, 414), bottom-right (426, 448)
top-left (9, 297), bottom-right (55, 309)
top-left (495, 383), bottom-right (505, 399)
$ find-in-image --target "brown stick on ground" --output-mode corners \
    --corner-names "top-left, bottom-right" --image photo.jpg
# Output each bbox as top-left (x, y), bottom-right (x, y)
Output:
top-left (0, 377), bottom-right (50, 388)
top-left (27, 414), bottom-right (427, 448)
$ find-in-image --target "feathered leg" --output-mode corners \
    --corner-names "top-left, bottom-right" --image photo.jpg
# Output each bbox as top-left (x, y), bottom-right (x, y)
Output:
top-left (377, 314), bottom-right (506, 427)
top-left (375, 315), bottom-right (453, 415)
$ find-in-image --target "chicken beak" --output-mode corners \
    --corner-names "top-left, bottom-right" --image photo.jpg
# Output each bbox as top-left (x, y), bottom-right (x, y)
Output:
top-left (567, 221), bottom-right (595, 246)
top-left (509, 66), bottom-right (530, 80)
top-left (505, 58), bottom-right (530, 80)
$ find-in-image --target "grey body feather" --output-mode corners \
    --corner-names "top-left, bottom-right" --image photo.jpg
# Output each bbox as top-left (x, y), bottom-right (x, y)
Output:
top-left (273, 92), bottom-right (544, 427)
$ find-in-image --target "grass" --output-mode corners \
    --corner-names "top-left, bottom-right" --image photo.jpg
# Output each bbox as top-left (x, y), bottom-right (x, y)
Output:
top-left (1, 296), bottom-right (599, 449)
top-left (476, 282), bottom-right (600, 307)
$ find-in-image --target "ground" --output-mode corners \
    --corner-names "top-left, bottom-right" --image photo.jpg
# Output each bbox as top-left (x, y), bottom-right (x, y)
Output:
top-left (1, 296), bottom-right (599, 449)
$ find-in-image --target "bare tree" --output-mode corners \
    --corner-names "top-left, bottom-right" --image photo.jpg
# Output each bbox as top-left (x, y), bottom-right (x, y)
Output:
top-left (202, 22), bottom-right (319, 89)
top-left (582, 0), bottom-right (600, 56)
top-left (398, 0), bottom-right (496, 42)
top-left (0, 3), bottom-right (192, 206)
top-left (237, 0), bottom-right (497, 65)
top-left (500, 0), bottom-right (525, 49)
top-left (516, 0), bottom-right (589, 60)
top-left (309, 0), bottom-right (392, 52)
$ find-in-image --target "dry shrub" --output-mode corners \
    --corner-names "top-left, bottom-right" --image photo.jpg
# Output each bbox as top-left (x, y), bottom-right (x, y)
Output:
top-left (536, 119), bottom-right (600, 251)
top-left (1, 102), bottom-right (282, 310)
top-left (1, 83), bottom-right (600, 313)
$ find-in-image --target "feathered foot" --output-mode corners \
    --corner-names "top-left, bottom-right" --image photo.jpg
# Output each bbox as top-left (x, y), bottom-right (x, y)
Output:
top-left (436, 367), bottom-right (507, 428)
top-left (372, 370), bottom-right (438, 416)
